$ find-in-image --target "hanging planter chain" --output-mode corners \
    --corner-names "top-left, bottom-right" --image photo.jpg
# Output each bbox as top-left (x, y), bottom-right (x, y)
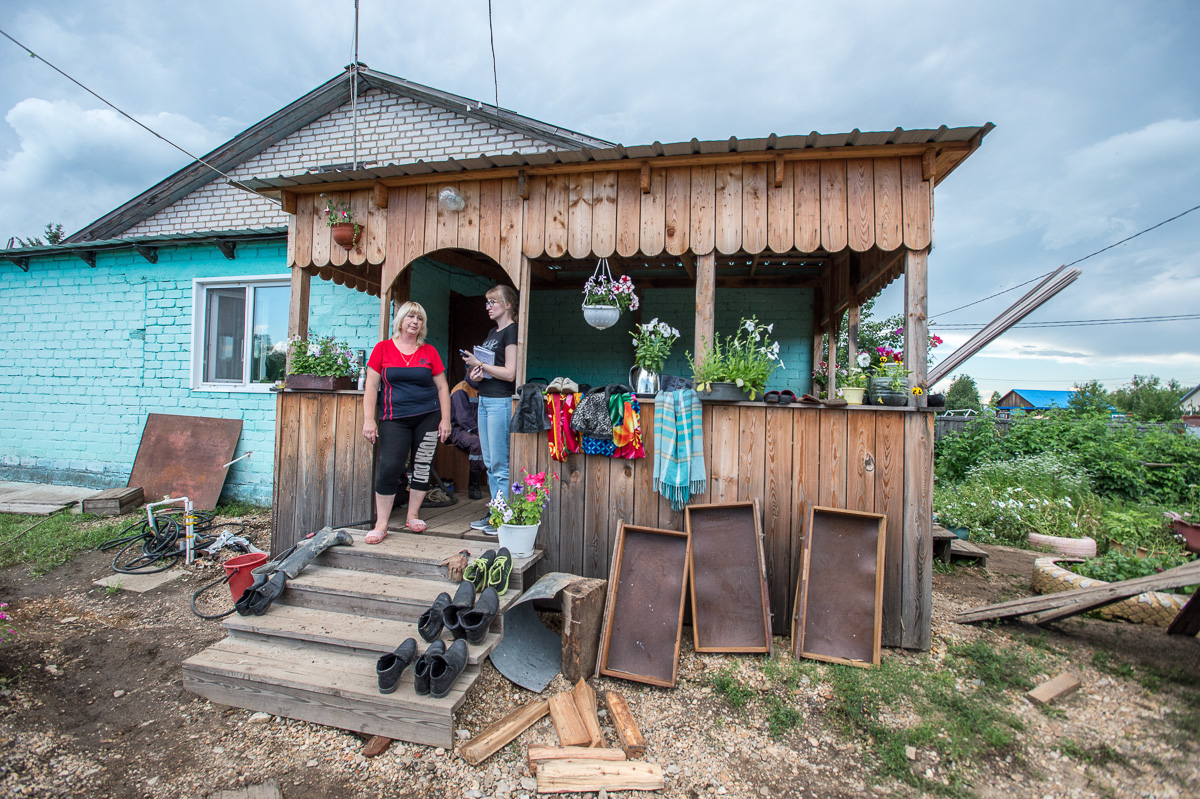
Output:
top-left (582, 257), bottom-right (621, 330)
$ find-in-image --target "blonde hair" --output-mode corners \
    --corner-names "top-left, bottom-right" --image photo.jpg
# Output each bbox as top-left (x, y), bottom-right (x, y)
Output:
top-left (487, 285), bottom-right (519, 321)
top-left (392, 301), bottom-right (428, 345)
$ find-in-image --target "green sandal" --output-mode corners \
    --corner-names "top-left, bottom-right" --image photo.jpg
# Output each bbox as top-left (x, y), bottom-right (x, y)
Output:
top-left (488, 547), bottom-right (513, 596)
top-left (463, 549), bottom-right (496, 593)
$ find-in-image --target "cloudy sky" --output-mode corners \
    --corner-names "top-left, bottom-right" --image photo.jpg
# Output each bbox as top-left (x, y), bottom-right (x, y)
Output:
top-left (2, 1), bottom-right (1198, 397)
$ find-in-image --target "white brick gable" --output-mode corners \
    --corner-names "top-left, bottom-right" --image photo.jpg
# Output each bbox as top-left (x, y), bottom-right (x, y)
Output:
top-left (124, 88), bottom-right (563, 237)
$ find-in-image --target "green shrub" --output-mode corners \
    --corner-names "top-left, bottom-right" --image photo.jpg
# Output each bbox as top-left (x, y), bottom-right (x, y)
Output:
top-left (1098, 499), bottom-right (1180, 552)
top-left (1071, 550), bottom-right (1196, 595)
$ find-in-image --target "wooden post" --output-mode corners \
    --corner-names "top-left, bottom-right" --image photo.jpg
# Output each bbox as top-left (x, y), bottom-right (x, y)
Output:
top-left (516, 254), bottom-right (532, 385)
top-left (378, 285), bottom-right (391, 342)
top-left (812, 333), bottom-right (823, 381)
top-left (694, 251), bottom-right (716, 365)
top-left (826, 314), bottom-right (841, 397)
top-left (904, 249), bottom-right (929, 407)
top-left (286, 266), bottom-right (310, 373)
top-left (847, 304), bottom-right (860, 371)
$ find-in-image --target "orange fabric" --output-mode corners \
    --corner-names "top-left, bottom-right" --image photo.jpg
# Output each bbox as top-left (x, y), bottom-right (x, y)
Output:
top-left (547, 393), bottom-right (581, 462)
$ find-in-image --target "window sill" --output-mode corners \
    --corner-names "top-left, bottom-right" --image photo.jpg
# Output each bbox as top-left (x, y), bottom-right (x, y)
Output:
top-left (192, 383), bottom-right (278, 394)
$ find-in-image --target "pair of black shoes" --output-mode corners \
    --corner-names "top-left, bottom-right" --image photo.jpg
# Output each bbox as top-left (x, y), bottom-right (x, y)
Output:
top-left (375, 637), bottom-right (468, 699)
top-left (417, 580), bottom-right (499, 646)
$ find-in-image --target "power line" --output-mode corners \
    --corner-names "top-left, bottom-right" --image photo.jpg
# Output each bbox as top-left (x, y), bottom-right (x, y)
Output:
top-left (0, 25), bottom-right (279, 206)
top-left (931, 202), bottom-right (1200, 321)
top-left (487, 0), bottom-right (499, 107)
top-left (934, 313), bottom-right (1200, 330)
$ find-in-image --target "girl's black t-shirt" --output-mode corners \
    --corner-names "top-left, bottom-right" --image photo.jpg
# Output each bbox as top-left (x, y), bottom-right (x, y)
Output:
top-left (476, 323), bottom-right (517, 398)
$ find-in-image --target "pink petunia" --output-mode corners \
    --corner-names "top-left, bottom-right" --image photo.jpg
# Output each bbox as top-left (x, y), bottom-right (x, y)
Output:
top-left (526, 492), bottom-right (537, 502)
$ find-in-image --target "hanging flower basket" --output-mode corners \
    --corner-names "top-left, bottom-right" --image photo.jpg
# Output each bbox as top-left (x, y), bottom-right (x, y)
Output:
top-left (581, 258), bottom-right (638, 329)
top-left (331, 222), bottom-right (360, 251)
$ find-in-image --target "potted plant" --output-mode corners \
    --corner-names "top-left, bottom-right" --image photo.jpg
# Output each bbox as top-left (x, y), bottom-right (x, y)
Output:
top-left (581, 258), bottom-right (638, 329)
top-left (841, 353), bottom-right (871, 405)
top-left (285, 334), bottom-right (361, 390)
top-left (628, 318), bottom-right (680, 394)
top-left (1164, 511), bottom-right (1200, 554)
top-left (488, 470), bottom-right (557, 557)
top-left (869, 358), bottom-right (910, 406)
top-left (320, 193), bottom-right (360, 250)
top-left (688, 316), bottom-right (783, 402)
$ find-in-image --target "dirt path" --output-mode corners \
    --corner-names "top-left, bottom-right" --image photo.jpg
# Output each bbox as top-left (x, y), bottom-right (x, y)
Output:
top-left (0, 521), bottom-right (1196, 799)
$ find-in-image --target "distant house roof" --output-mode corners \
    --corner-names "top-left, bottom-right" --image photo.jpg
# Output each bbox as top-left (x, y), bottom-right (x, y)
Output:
top-left (1181, 383), bottom-right (1200, 405)
top-left (65, 66), bottom-right (612, 244)
top-left (997, 389), bottom-right (1077, 409)
top-left (1, 227), bottom-right (286, 269)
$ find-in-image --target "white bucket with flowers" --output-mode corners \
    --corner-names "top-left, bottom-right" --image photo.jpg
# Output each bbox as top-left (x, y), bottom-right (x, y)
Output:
top-left (486, 470), bottom-right (557, 557)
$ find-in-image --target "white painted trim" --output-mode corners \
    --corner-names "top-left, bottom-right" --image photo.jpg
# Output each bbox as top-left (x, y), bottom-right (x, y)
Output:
top-left (190, 274), bottom-right (290, 391)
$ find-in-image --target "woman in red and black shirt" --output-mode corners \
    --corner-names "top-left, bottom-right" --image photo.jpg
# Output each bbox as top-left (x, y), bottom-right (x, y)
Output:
top-left (362, 301), bottom-right (451, 542)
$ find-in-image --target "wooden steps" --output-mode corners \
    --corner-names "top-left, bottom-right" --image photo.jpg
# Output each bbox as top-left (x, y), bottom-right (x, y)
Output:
top-left (183, 530), bottom-right (543, 748)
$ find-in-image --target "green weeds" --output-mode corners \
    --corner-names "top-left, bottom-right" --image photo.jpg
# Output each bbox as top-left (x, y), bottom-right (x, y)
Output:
top-left (0, 512), bottom-right (125, 576)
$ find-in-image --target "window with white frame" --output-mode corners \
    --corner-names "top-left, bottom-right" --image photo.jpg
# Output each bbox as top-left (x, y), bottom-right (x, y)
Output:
top-left (192, 276), bottom-right (290, 390)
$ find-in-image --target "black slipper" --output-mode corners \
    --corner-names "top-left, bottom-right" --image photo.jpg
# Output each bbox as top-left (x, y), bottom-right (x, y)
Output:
top-left (778, 390), bottom-right (798, 405)
top-left (763, 391), bottom-right (780, 404)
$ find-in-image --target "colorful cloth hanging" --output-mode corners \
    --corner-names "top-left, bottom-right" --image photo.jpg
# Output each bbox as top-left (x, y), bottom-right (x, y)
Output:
top-left (652, 389), bottom-right (706, 511)
top-left (580, 436), bottom-right (617, 457)
top-left (546, 392), bottom-right (581, 462)
top-left (611, 395), bottom-right (645, 459)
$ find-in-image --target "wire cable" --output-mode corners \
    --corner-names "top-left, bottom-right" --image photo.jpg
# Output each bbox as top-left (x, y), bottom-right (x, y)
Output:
top-left (0, 26), bottom-right (280, 206)
top-left (934, 313), bottom-right (1200, 330)
top-left (487, 0), bottom-right (499, 107)
top-left (931, 202), bottom-right (1200, 321)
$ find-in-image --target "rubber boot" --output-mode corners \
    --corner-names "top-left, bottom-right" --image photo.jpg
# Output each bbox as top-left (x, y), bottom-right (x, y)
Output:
top-left (430, 639), bottom-right (469, 699)
top-left (376, 638), bottom-right (417, 694)
top-left (413, 640), bottom-right (445, 696)
top-left (460, 587), bottom-right (499, 645)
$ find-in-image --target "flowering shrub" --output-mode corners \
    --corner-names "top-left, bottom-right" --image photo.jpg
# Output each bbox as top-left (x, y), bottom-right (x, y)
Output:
top-left (488, 470), bottom-right (557, 527)
top-left (320, 194), bottom-right (355, 227)
top-left (0, 602), bottom-right (14, 646)
top-left (689, 317), bottom-right (783, 401)
top-left (631, 318), bottom-right (680, 373)
top-left (582, 273), bottom-right (639, 311)
top-left (287, 334), bottom-right (360, 377)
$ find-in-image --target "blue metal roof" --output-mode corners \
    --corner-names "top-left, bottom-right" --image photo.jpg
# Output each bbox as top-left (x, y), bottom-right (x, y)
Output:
top-left (1000, 389), bottom-right (1076, 409)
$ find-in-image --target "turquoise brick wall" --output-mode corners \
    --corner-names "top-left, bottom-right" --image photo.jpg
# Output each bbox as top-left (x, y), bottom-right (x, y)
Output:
top-left (526, 288), bottom-right (815, 393)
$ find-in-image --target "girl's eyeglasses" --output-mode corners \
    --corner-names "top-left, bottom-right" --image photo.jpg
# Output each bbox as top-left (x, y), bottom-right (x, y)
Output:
top-left (485, 299), bottom-right (498, 307)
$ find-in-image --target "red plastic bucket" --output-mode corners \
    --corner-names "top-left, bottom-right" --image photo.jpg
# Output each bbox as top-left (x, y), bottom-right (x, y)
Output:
top-left (223, 552), bottom-right (269, 600)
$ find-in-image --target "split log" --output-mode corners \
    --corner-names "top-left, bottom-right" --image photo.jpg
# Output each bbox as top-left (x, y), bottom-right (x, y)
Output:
top-left (527, 746), bottom-right (626, 774)
top-left (562, 578), bottom-right (606, 683)
top-left (1026, 672), bottom-right (1082, 706)
top-left (458, 698), bottom-right (548, 766)
top-left (572, 679), bottom-right (604, 747)
top-left (548, 690), bottom-right (591, 747)
top-left (536, 760), bottom-right (664, 793)
top-left (603, 691), bottom-right (646, 758)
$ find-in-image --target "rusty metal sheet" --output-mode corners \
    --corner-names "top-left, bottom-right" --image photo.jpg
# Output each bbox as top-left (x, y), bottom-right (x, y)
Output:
top-left (490, 572), bottom-right (589, 692)
top-left (599, 523), bottom-right (690, 688)
top-left (127, 413), bottom-right (243, 510)
top-left (686, 501), bottom-right (772, 653)
top-left (793, 505), bottom-right (887, 668)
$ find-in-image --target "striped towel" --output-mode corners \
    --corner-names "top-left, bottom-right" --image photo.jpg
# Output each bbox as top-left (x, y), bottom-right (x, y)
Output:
top-left (653, 389), bottom-right (706, 511)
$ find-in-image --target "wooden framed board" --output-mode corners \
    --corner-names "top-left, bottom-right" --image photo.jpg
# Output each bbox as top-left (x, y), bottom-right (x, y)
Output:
top-left (685, 500), bottom-right (772, 653)
top-left (792, 505), bottom-right (887, 668)
top-left (598, 522), bottom-right (691, 688)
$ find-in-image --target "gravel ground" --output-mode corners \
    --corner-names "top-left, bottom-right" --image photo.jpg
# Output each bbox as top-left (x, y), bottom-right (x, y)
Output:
top-left (0, 515), bottom-right (1197, 799)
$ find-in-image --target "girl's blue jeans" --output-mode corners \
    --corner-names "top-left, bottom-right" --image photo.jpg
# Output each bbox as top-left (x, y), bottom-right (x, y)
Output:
top-left (477, 395), bottom-right (512, 502)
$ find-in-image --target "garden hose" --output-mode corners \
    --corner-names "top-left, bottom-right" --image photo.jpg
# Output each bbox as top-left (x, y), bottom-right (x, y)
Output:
top-left (190, 572), bottom-right (237, 620)
top-left (97, 510), bottom-right (244, 575)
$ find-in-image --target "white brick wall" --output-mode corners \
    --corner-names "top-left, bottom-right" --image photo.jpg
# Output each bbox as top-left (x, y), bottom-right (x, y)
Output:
top-left (124, 89), bottom-right (564, 237)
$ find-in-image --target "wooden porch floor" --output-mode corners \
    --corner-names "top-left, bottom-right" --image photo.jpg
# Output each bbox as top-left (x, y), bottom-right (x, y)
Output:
top-left (384, 495), bottom-right (500, 542)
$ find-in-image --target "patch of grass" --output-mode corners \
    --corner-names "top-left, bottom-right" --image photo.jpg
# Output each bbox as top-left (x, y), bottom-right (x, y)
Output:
top-left (947, 640), bottom-right (1039, 693)
top-left (762, 694), bottom-right (802, 738)
top-left (0, 512), bottom-right (127, 576)
top-left (933, 560), bottom-right (960, 575)
top-left (104, 581), bottom-right (123, 596)
top-left (1058, 738), bottom-right (1130, 768)
top-left (711, 666), bottom-right (755, 709)
top-left (213, 500), bottom-right (270, 517)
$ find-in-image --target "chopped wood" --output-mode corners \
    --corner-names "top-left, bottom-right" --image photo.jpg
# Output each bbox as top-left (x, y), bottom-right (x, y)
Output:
top-left (548, 690), bottom-right (591, 747)
top-left (457, 698), bottom-right (549, 766)
top-left (603, 691), bottom-right (646, 758)
top-left (561, 578), bottom-right (606, 684)
top-left (1027, 672), bottom-right (1082, 706)
top-left (527, 746), bottom-right (626, 774)
top-left (571, 679), bottom-right (604, 747)
top-left (536, 760), bottom-right (664, 793)
top-left (361, 735), bottom-right (392, 758)
top-left (1167, 591), bottom-right (1200, 637)
top-left (954, 559), bottom-right (1200, 625)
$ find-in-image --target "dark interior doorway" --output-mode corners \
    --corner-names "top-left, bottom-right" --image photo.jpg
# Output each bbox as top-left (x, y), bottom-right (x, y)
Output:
top-left (447, 290), bottom-right (494, 386)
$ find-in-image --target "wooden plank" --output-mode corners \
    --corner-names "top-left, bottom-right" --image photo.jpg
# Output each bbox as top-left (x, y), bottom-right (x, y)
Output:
top-left (544, 174), bottom-right (569, 259)
top-left (295, 195), bottom-right (313, 268)
top-left (609, 459), bottom-right (635, 572)
top-left (286, 210), bottom-right (297, 267)
top-left (436, 182), bottom-right (458, 250)
top-left (330, 192), bottom-right (353, 267)
top-left (819, 160), bottom-right (848, 253)
top-left (520, 175), bottom-right (545, 257)
top-left (764, 407), bottom-right (793, 635)
top-left (271, 393), bottom-right (297, 551)
top-left (567, 173), bottom-right (594, 260)
top-left (458, 698), bottom-right (549, 766)
top-left (478, 178), bottom-right (503, 263)
top-left (738, 406), bottom-right (766, 503)
top-left (1026, 673), bottom-right (1082, 706)
top-left (423, 183), bottom-right (438, 257)
top-left (558, 453), bottom-right (586, 576)
top-left (846, 411), bottom-right (876, 512)
top-left (311, 192), bottom-right (331, 267)
top-left (615, 169), bottom-right (641, 257)
top-left (904, 248), bottom-right (929, 401)
top-left (571, 679), bottom-right (604, 747)
top-left (714, 163), bottom-right (743, 255)
top-left (663, 166), bottom-right (690, 256)
top-left (639, 166), bottom-right (666, 256)
top-left (766, 160), bottom-right (794, 253)
top-left (689, 165), bottom-right (716, 255)
top-left (591, 171), bottom-right (618, 258)
top-left (901, 156), bottom-right (931, 250)
top-left (457, 180), bottom-right (481, 253)
top-left (499, 178), bottom-right (524, 284)
top-left (528, 747), bottom-right (625, 775)
top-left (330, 394), bottom-right (358, 525)
top-left (562, 578), bottom-right (607, 684)
top-left (874, 157), bottom-right (902, 251)
top-left (536, 760), bottom-right (664, 793)
top-left (901, 412), bottom-right (934, 649)
top-left (709, 405), bottom-right (739, 504)
top-left (403, 186), bottom-right (427, 269)
top-left (816, 409), bottom-right (847, 509)
top-left (873, 411), bottom-right (905, 647)
top-left (348, 189), bottom-right (371, 266)
top-left (632, 402), bottom-right (657, 527)
top-left (846, 159), bottom-right (875, 252)
top-left (742, 162), bottom-right (768, 254)
top-left (790, 410), bottom-right (820, 620)
top-left (549, 690), bottom-right (591, 747)
top-left (583, 456), bottom-right (610, 578)
top-left (603, 692), bottom-right (646, 758)
top-left (794, 161), bottom-right (821, 253)
top-left (694, 251), bottom-right (715, 363)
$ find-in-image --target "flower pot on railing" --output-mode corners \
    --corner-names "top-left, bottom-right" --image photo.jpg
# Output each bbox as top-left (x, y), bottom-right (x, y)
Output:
top-left (285, 374), bottom-right (355, 391)
top-left (629, 365), bottom-right (660, 395)
top-left (842, 387), bottom-right (866, 405)
top-left (698, 381), bottom-right (751, 403)
top-left (582, 304), bottom-right (620, 330)
top-left (497, 522), bottom-right (540, 558)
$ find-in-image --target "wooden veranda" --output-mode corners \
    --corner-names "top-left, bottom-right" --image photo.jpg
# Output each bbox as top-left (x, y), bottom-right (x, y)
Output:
top-left (257, 125), bottom-right (992, 650)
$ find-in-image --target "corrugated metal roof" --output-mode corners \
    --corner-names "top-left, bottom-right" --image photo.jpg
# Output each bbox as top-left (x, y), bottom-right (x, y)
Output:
top-left (2, 227), bottom-right (286, 262)
top-left (999, 389), bottom-right (1077, 409)
top-left (236, 124), bottom-right (994, 193)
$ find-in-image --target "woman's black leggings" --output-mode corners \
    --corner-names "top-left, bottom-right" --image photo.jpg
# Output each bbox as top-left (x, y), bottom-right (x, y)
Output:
top-left (375, 410), bottom-right (440, 495)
